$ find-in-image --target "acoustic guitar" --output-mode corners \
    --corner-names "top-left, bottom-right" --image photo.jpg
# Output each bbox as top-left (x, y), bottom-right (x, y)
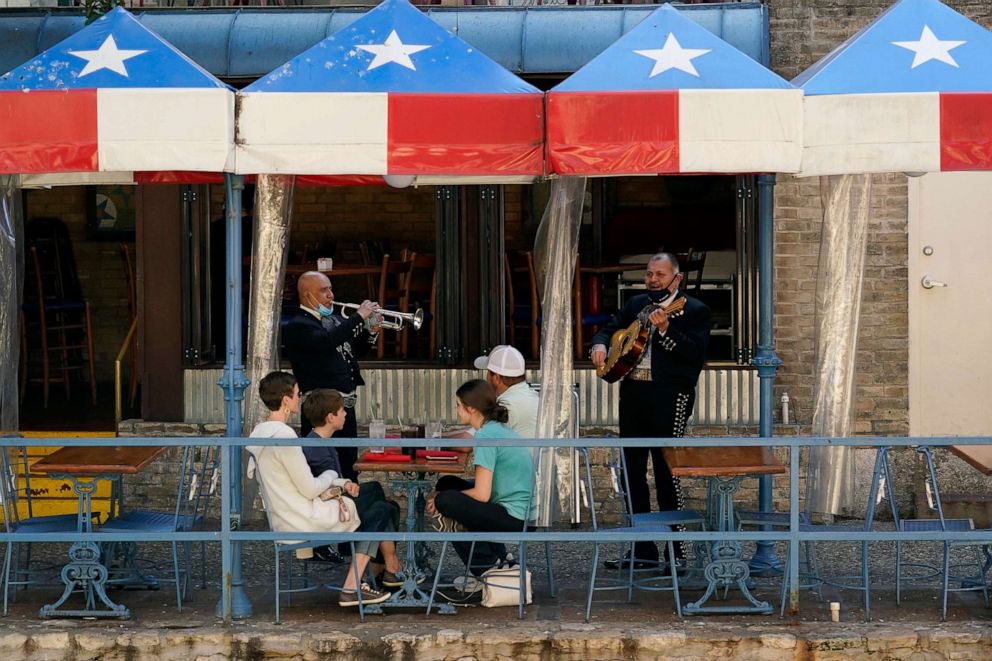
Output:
top-left (595, 296), bottom-right (687, 384)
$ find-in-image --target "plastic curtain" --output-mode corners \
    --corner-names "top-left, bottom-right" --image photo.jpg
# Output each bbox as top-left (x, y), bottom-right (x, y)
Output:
top-left (241, 174), bottom-right (295, 518)
top-left (0, 176), bottom-right (23, 432)
top-left (532, 176), bottom-right (586, 527)
top-left (807, 173), bottom-right (872, 516)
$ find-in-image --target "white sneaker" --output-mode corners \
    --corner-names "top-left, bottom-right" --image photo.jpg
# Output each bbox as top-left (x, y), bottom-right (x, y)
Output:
top-left (452, 575), bottom-right (482, 594)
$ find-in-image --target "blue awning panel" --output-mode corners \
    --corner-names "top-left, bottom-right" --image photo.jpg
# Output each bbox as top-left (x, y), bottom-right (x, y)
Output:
top-left (0, 4), bottom-right (768, 79)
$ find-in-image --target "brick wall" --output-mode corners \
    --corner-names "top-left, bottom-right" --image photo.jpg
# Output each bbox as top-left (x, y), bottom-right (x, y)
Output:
top-left (23, 187), bottom-right (134, 384)
top-left (766, 1), bottom-right (992, 435)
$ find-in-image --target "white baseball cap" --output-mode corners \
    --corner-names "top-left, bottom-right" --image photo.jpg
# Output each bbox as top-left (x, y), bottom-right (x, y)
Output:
top-left (473, 345), bottom-right (526, 377)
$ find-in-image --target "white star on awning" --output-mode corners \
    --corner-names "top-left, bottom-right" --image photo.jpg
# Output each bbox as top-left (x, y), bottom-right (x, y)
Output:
top-left (892, 25), bottom-right (966, 69)
top-left (634, 33), bottom-right (711, 78)
top-left (68, 35), bottom-right (147, 78)
top-left (356, 30), bottom-right (430, 71)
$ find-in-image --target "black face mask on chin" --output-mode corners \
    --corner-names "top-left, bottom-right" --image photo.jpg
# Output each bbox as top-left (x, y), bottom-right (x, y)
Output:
top-left (647, 274), bottom-right (679, 304)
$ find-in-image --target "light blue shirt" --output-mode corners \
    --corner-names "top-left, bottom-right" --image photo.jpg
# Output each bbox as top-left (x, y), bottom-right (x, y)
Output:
top-left (472, 421), bottom-right (534, 522)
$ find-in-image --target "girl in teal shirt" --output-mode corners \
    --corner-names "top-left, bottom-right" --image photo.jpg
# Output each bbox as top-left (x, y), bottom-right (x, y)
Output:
top-left (426, 379), bottom-right (534, 577)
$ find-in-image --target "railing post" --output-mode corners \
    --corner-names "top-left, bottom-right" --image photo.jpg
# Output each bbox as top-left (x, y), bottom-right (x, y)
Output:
top-left (215, 173), bottom-right (253, 619)
top-left (749, 173), bottom-right (784, 576)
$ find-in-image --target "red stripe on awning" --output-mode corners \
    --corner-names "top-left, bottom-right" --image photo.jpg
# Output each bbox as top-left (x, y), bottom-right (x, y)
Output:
top-left (548, 91), bottom-right (679, 175)
top-left (940, 93), bottom-right (992, 171)
top-left (0, 90), bottom-right (99, 174)
top-left (387, 94), bottom-right (544, 175)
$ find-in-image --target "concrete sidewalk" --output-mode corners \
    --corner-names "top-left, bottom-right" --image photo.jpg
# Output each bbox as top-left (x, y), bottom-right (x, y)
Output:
top-left (0, 537), bottom-right (989, 659)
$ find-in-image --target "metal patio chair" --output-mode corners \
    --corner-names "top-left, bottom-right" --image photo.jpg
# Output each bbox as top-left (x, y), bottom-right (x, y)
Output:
top-left (98, 446), bottom-right (219, 612)
top-left (779, 446), bottom-right (900, 620)
top-left (0, 446), bottom-right (83, 616)
top-left (585, 448), bottom-right (683, 621)
top-left (893, 446), bottom-right (987, 619)
top-left (246, 450), bottom-right (367, 623)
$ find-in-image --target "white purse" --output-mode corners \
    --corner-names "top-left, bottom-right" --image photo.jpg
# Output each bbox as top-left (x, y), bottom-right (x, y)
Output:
top-left (480, 565), bottom-right (532, 608)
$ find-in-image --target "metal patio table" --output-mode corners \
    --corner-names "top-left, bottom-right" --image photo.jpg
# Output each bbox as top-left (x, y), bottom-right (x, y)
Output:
top-left (353, 449), bottom-right (469, 614)
top-left (31, 445), bottom-right (167, 619)
top-left (664, 445), bottom-right (786, 615)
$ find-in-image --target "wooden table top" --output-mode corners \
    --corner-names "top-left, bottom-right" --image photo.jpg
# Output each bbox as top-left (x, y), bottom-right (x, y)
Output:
top-left (948, 445), bottom-right (992, 476)
top-left (663, 446), bottom-right (786, 478)
top-left (354, 450), bottom-right (469, 475)
top-left (32, 446), bottom-right (168, 475)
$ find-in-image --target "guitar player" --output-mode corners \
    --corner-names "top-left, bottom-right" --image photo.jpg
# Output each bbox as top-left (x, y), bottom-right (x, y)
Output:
top-left (590, 253), bottom-right (712, 570)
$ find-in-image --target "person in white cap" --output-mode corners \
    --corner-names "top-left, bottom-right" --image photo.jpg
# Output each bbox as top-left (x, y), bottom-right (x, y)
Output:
top-left (474, 345), bottom-right (539, 439)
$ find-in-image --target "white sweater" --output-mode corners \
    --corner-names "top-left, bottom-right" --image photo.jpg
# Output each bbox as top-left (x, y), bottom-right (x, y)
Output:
top-left (246, 420), bottom-right (359, 534)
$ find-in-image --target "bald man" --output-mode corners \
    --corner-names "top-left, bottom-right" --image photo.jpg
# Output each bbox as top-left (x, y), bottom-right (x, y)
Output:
top-left (282, 271), bottom-right (379, 480)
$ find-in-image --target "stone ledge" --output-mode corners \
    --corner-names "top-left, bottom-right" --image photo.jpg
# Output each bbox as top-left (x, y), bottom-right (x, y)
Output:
top-left (0, 623), bottom-right (986, 660)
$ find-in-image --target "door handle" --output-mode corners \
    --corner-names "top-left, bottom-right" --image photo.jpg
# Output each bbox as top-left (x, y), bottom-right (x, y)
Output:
top-left (921, 275), bottom-right (948, 289)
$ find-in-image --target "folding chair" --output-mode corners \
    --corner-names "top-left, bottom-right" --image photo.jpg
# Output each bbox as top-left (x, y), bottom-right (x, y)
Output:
top-left (893, 446), bottom-right (987, 619)
top-left (584, 448), bottom-right (683, 621)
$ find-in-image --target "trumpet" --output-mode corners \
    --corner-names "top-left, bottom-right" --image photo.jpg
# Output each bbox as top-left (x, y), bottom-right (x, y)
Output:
top-left (332, 301), bottom-right (424, 331)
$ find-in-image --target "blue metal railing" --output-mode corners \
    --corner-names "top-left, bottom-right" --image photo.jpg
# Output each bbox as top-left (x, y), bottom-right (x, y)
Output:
top-left (1, 435), bottom-right (990, 621)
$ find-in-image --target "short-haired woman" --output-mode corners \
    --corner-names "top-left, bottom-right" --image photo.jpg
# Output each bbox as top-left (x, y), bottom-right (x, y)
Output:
top-left (246, 371), bottom-right (390, 607)
top-left (426, 379), bottom-right (534, 582)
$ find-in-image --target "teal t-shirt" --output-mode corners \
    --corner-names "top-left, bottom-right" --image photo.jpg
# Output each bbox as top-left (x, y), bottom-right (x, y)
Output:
top-left (472, 421), bottom-right (534, 522)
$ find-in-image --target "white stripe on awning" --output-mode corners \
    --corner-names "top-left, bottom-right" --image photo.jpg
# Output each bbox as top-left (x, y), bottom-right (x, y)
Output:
top-left (236, 92), bottom-right (388, 175)
top-left (800, 92), bottom-right (940, 177)
top-left (679, 88), bottom-right (803, 173)
top-left (98, 88), bottom-right (234, 172)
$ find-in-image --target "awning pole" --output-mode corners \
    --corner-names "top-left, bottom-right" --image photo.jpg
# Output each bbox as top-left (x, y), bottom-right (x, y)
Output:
top-left (215, 173), bottom-right (253, 619)
top-left (749, 173), bottom-right (784, 576)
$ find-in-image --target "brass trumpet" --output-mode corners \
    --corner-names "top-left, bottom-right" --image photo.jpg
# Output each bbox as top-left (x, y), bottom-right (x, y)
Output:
top-left (332, 301), bottom-right (424, 331)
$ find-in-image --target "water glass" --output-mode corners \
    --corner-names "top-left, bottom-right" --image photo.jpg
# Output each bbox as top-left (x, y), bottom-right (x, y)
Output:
top-left (368, 419), bottom-right (386, 454)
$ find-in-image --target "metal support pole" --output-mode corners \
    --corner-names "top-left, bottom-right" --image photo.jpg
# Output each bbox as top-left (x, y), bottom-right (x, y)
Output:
top-left (749, 173), bottom-right (784, 576)
top-left (215, 173), bottom-right (253, 619)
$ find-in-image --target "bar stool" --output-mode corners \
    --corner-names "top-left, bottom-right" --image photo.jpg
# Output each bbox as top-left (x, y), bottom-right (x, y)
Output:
top-left (21, 245), bottom-right (97, 407)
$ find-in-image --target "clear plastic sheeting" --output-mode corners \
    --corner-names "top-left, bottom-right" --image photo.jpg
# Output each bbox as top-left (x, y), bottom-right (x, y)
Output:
top-left (532, 176), bottom-right (586, 527)
top-left (0, 176), bottom-right (23, 432)
top-left (241, 174), bottom-right (296, 437)
top-left (807, 174), bottom-right (872, 516)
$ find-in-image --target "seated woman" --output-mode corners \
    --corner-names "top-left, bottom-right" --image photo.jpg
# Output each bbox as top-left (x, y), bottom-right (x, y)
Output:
top-left (426, 379), bottom-right (534, 582)
top-left (246, 371), bottom-right (392, 607)
top-left (301, 388), bottom-right (418, 588)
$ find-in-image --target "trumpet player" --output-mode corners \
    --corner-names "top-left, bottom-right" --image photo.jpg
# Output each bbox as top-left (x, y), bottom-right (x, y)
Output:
top-left (283, 271), bottom-right (381, 480)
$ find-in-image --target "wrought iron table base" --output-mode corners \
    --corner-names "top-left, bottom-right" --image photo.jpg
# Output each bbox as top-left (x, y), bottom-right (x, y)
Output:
top-left (40, 474), bottom-right (130, 619)
top-left (364, 476), bottom-right (454, 615)
top-left (683, 476), bottom-right (772, 615)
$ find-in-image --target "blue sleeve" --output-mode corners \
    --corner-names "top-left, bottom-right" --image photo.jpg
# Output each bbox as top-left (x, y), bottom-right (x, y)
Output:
top-left (473, 446), bottom-right (497, 472)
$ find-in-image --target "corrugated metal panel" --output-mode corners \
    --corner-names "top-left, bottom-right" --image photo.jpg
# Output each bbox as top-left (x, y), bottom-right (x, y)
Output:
top-left (184, 367), bottom-right (759, 427)
top-left (0, 5), bottom-right (768, 78)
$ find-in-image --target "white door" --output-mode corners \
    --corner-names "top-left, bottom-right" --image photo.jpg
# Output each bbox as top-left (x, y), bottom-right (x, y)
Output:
top-left (908, 172), bottom-right (992, 435)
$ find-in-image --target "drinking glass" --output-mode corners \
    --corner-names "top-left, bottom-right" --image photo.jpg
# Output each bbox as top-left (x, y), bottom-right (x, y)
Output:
top-left (368, 419), bottom-right (386, 454)
top-left (425, 422), bottom-right (443, 451)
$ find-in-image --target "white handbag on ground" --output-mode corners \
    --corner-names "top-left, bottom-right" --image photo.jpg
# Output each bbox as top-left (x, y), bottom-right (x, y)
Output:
top-left (480, 565), bottom-right (532, 608)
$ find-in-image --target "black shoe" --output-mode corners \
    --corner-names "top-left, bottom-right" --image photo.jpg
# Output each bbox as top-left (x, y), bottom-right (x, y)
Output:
top-left (436, 586), bottom-right (483, 604)
top-left (312, 545), bottom-right (347, 565)
top-left (604, 552), bottom-right (662, 571)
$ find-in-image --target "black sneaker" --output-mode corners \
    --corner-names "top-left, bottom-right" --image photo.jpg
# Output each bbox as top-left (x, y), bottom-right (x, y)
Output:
top-left (338, 582), bottom-right (391, 607)
top-left (380, 570), bottom-right (426, 588)
top-left (604, 551), bottom-right (662, 571)
top-left (311, 545), bottom-right (347, 565)
top-left (436, 586), bottom-right (483, 604)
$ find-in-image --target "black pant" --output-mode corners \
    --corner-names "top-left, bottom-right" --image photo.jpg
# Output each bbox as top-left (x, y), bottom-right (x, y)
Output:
top-left (301, 405), bottom-right (359, 481)
top-left (619, 379), bottom-right (695, 561)
top-left (434, 475), bottom-right (522, 576)
top-left (351, 481), bottom-right (400, 561)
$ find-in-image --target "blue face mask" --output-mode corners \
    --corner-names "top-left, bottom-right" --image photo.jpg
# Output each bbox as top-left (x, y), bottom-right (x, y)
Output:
top-left (316, 304), bottom-right (333, 318)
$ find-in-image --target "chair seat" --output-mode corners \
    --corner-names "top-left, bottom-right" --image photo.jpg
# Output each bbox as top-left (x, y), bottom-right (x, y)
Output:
top-left (736, 510), bottom-right (811, 527)
top-left (23, 298), bottom-right (86, 314)
top-left (900, 518), bottom-right (974, 533)
top-left (14, 518), bottom-right (79, 533)
top-left (632, 510), bottom-right (705, 527)
top-left (610, 523), bottom-right (673, 535)
top-left (100, 510), bottom-right (199, 533)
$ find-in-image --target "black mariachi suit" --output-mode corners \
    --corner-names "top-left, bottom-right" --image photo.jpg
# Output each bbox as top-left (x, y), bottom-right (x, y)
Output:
top-left (591, 290), bottom-right (711, 560)
top-left (282, 307), bottom-right (371, 480)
